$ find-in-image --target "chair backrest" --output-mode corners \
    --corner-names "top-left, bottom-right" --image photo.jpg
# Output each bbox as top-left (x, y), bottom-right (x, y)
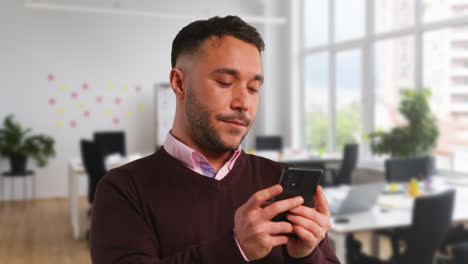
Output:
top-left (93, 131), bottom-right (126, 157)
top-left (80, 140), bottom-right (107, 203)
top-left (335, 143), bottom-right (359, 185)
top-left (403, 190), bottom-right (455, 264)
top-left (385, 156), bottom-right (433, 183)
top-left (255, 136), bottom-right (283, 151)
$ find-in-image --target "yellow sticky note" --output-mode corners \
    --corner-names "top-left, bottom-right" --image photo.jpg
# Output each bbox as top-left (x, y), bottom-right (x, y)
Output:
top-left (122, 84), bottom-right (129, 92)
top-left (57, 107), bottom-right (65, 115)
top-left (137, 104), bottom-right (145, 111)
top-left (126, 111), bottom-right (133, 117)
top-left (77, 102), bottom-right (84, 109)
top-left (103, 109), bottom-right (111, 116)
top-left (105, 82), bottom-right (112, 90)
top-left (59, 83), bottom-right (67, 91)
top-left (56, 121), bottom-right (64, 128)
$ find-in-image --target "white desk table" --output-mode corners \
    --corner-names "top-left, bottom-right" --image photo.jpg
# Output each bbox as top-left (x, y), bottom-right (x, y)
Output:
top-left (326, 178), bottom-right (468, 264)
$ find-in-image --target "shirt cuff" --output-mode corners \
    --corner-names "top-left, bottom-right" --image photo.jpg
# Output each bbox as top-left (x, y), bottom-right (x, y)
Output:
top-left (234, 232), bottom-right (250, 262)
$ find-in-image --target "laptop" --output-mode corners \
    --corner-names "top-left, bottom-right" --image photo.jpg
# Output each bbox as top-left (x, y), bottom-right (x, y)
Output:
top-left (329, 182), bottom-right (386, 216)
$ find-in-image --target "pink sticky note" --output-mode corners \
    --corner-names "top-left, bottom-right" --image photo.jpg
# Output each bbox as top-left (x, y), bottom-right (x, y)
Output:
top-left (96, 96), bottom-right (103, 103)
top-left (70, 120), bottom-right (77, 128)
top-left (48, 98), bottom-right (56, 105)
top-left (82, 83), bottom-right (89, 90)
top-left (135, 85), bottom-right (142, 92)
top-left (83, 110), bottom-right (90, 118)
top-left (71, 92), bottom-right (78, 100)
top-left (47, 74), bottom-right (55, 81)
top-left (115, 97), bottom-right (121, 105)
top-left (113, 117), bottom-right (120, 125)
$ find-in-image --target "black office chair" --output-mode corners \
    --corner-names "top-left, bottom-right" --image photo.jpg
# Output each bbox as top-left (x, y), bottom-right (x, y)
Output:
top-left (255, 135), bottom-right (283, 151)
top-left (80, 140), bottom-right (107, 204)
top-left (93, 131), bottom-right (126, 157)
top-left (452, 241), bottom-right (468, 264)
top-left (388, 190), bottom-right (455, 264)
top-left (328, 143), bottom-right (359, 185)
top-left (385, 156), bottom-right (434, 182)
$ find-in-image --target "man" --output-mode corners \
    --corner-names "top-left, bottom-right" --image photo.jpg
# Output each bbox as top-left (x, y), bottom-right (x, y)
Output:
top-left (90, 16), bottom-right (340, 264)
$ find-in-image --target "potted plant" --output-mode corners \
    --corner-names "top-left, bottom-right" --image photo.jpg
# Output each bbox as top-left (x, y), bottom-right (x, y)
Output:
top-left (0, 115), bottom-right (55, 174)
top-left (368, 88), bottom-right (439, 158)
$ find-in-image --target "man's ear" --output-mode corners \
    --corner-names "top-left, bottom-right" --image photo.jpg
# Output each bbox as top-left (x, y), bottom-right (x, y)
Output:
top-left (170, 68), bottom-right (185, 99)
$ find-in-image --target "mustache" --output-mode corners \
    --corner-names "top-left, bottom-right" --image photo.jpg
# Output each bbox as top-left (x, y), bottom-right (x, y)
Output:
top-left (217, 112), bottom-right (252, 127)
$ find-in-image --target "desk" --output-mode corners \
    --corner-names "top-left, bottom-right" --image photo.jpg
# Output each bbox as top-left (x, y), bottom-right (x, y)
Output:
top-left (326, 178), bottom-right (468, 264)
top-left (68, 154), bottom-right (144, 240)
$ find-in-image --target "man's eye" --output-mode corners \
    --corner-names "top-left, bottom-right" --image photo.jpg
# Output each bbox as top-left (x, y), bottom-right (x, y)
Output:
top-left (248, 87), bottom-right (258, 93)
top-left (217, 81), bottom-right (232, 87)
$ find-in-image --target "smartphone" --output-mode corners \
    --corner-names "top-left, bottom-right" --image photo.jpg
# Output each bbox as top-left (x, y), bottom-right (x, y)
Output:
top-left (271, 166), bottom-right (323, 223)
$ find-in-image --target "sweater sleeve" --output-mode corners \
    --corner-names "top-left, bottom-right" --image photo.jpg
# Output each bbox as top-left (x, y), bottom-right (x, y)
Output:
top-left (282, 234), bottom-right (341, 264)
top-left (89, 169), bottom-right (248, 264)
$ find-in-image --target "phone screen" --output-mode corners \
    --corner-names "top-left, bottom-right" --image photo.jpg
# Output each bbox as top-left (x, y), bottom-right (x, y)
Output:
top-left (271, 166), bottom-right (323, 222)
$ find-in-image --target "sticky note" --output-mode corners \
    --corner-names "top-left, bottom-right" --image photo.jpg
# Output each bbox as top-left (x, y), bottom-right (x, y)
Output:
top-left (126, 111), bottom-right (133, 117)
top-left (103, 109), bottom-right (111, 116)
top-left (123, 84), bottom-right (129, 92)
top-left (82, 83), bottom-right (89, 90)
top-left (70, 120), bottom-right (77, 128)
top-left (115, 97), bottom-right (122, 104)
top-left (48, 98), bottom-right (56, 105)
top-left (47, 74), bottom-right (55, 81)
top-left (83, 110), bottom-right (90, 118)
top-left (113, 117), bottom-right (120, 124)
top-left (59, 83), bottom-right (67, 91)
top-left (57, 107), bottom-right (65, 115)
top-left (137, 104), bottom-right (145, 111)
top-left (135, 85), bottom-right (142, 92)
top-left (56, 121), bottom-right (64, 128)
top-left (77, 102), bottom-right (84, 109)
top-left (105, 82), bottom-right (112, 90)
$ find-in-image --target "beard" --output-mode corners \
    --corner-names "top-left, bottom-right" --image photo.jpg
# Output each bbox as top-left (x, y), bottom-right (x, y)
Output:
top-left (184, 87), bottom-right (252, 153)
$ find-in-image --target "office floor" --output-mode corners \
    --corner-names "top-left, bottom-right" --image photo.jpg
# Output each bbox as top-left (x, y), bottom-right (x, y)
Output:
top-left (0, 198), bottom-right (91, 264)
top-left (0, 197), bottom-right (392, 263)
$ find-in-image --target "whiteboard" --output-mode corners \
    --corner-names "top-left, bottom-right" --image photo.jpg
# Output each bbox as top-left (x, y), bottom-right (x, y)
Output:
top-left (154, 83), bottom-right (176, 146)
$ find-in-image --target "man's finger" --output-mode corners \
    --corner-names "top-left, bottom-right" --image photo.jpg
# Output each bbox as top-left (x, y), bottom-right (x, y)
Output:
top-left (264, 221), bottom-right (294, 235)
top-left (314, 186), bottom-right (330, 215)
top-left (289, 206), bottom-right (330, 228)
top-left (244, 184), bottom-right (283, 209)
top-left (262, 196), bottom-right (304, 220)
top-left (270, 235), bottom-right (289, 247)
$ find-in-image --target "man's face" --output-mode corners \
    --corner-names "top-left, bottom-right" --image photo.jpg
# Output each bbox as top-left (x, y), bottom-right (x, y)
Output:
top-left (180, 35), bottom-right (263, 153)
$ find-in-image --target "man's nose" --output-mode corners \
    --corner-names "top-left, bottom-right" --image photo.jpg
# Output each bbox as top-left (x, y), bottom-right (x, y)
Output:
top-left (230, 85), bottom-right (249, 112)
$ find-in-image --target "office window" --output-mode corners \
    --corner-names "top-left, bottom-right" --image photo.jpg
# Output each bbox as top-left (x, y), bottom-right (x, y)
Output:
top-left (336, 50), bottom-right (361, 150)
top-left (423, 0), bottom-right (468, 23)
top-left (375, 36), bottom-right (415, 132)
top-left (304, 53), bottom-right (329, 150)
top-left (300, 0), bottom-right (468, 165)
top-left (374, 0), bottom-right (414, 33)
top-left (424, 26), bottom-right (468, 172)
top-left (303, 0), bottom-right (328, 48)
top-left (335, 0), bottom-right (365, 41)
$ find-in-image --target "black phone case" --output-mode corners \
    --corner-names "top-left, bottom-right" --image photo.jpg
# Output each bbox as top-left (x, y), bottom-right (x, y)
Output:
top-left (271, 166), bottom-right (323, 223)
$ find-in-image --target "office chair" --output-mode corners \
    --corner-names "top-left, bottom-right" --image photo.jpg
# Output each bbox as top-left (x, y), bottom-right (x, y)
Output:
top-left (80, 140), bottom-right (107, 204)
top-left (452, 241), bottom-right (468, 264)
top-left (255, 135), bottom-right (283, 151)
top-left (93, 131), bottom-right (126, 158)
top-left (328, 143), bottom-right (359, 186)
top-left (384, 156), bottom-right (434, 182)
top-left (386, 190), bottom-right (455, 264)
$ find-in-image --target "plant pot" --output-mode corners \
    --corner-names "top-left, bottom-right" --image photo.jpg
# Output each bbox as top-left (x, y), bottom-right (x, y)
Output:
top-left (9, 154), bottom-right (27, 174)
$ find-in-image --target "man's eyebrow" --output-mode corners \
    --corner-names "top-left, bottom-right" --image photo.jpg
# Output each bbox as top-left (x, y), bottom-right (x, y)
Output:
top-left (211, 68), bottom-right (264, 84)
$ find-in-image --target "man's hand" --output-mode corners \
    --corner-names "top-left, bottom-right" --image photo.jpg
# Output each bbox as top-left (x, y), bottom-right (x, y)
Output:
top-left (285, 186), bottom-right (332, 258)
top-left (233, 184), bottom-right (304, 261)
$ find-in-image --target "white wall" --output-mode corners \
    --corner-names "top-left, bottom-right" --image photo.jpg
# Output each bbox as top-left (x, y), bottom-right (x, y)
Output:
top-left (0, 0), bottom-right (292, 200)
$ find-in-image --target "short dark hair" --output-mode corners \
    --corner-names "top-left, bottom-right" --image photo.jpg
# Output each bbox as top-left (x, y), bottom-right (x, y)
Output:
top-left (171, 15), bottom-right (265, 67)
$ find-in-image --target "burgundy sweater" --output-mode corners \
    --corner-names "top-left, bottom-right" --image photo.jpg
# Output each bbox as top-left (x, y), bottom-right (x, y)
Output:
top-left (90, 147), bottom-right (340, 264)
